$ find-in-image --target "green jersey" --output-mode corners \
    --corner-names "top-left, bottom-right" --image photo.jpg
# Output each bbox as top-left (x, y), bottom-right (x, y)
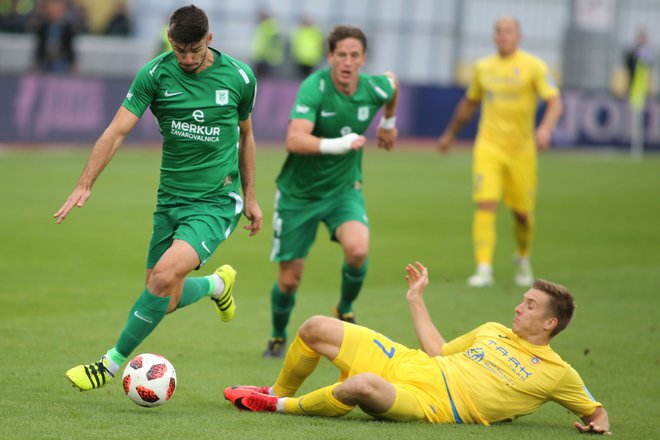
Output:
top-left (122, 48), bottom-right (256, 200)
top-left (276, 68), bottom-right (394, 200)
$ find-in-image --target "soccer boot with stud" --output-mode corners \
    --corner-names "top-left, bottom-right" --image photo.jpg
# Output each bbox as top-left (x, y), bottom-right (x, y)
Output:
top-left (514, 256), bottom-right (534, 287)
top-left (334, 303), bottom-right (356, 324)
top-left (229, 385), bottom-right (272, 395)
top-left (467, 265), bottom-right (494, 287)
top-left (224, 386), bottom-right (277, 412)
top-left (262, 337), bottom-right (286, 358)
top-left (211, 264), bottom-right (237, 322)
top-left (65, 356), bottom-right (114, 391)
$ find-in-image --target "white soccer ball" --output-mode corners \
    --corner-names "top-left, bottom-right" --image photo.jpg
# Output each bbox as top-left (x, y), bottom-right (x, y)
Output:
top-left (122, 353), bottom-right (177, 407)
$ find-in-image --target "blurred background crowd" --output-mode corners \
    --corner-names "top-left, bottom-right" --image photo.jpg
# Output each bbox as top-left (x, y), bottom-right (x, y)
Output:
top-left (0, 0), bottom-right (658, 93)
top-left (1, 0), bottom-right (660, 149)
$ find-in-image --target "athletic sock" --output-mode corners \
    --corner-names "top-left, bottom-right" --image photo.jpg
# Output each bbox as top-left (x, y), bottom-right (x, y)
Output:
top-left (114, 288), bottom-right (170, 359)
top-left (473, 210), bottom-right (496, 266)
top-left (272, 332), bottom-right (321, 397)
top-left (514, 214), bottom-right (535, 259)
top-left (283, 384), bottom-right (353, 416)
top-left (271, 282), bottom-right (296, 339)
top-left (103, 347), bottom-right (126, 375)
top-left (176, 277), bottom-right (212, 309)
top-left (338, 259), bottom-right (368, 315)
top-left (208, 273), bottom-right (227, 299)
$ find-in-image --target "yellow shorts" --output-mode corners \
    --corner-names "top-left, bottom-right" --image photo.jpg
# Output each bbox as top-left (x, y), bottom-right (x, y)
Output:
top-left (472, 144), bottom-right (537, 213)
top-left (333, 322), bottom-right (456, 423)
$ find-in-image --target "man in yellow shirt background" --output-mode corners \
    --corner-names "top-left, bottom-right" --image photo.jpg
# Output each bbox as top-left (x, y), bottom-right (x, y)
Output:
top-left (437, 16), bottom-right (563, 287)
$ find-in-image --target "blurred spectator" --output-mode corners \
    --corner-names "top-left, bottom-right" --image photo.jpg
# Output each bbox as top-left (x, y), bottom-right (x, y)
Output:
top-left (290, 16), bottom-right (324, 79)
top-left (152, 23), bottom-right (172, 56)
top-left (0, 0), bottom-right (34, 33)
top-left (103, 2), bottom-right (131, 36)
top-left (624, 29), bottom-right (653, 92)
top-left (251, 9), bottom-right (284, 78)
top-left (68, 0), bottom-right (88, 34)
top-left (33, 0), bottom-right (77, 74)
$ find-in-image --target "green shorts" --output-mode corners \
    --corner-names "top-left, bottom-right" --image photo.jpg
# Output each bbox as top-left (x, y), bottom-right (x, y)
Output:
top-left (270, 188), bottom-right (369, 262)
top-left (146, 192), bottom-right (243, 270)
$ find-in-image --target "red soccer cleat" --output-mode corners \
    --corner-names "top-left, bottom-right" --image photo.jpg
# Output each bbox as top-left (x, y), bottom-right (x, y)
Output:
top-left (230, 385), bottom-right (272, 395)
top-left (224, 386), bottom-right (277, 412)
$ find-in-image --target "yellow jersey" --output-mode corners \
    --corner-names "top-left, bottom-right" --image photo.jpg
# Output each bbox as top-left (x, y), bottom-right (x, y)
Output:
top-left (438, 322), bottom-right (602, 425)
top-left (467, 50), bottom-right (559, 152)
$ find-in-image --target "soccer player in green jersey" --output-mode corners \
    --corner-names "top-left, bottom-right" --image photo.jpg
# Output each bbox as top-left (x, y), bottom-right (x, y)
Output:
top-left (54, 5), bottom-right (263, 391)
top-left (226, 263), bottom-right (611, 435)
top-left (263, 26), bottom-right (399, 357)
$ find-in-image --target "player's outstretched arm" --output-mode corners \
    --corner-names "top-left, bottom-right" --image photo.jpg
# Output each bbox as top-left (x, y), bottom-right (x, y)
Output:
top-left (575, 407), bottom-right (611, 435)
top-left (405, 262), bottom-right (446, 356)
top-left (376, 71), bottom-right (399, 151)
top-left (436, 98), bottom-right (479, 153)
top-left (286, 118), bottom-right (365, 155)
top-left (238, 116), bottom-right (262, 236)
top-left (53, 107), bottom-right (139, 224)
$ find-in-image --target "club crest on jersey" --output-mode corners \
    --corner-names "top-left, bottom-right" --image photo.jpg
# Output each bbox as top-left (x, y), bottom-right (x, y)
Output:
top-left (357, 106), bottom-right (369, 121)
top-left (216, 89), bottom-right (229, 105)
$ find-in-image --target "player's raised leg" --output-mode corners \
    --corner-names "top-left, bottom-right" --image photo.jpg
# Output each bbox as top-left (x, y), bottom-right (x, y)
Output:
top-left (66, 240), bottom-right (198, 391)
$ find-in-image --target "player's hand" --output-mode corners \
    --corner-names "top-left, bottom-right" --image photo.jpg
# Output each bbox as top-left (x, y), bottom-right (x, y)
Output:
top-left (350, 135), bottom-right (367, 150)
top-left (242, 199), bottom-right (263, 237)
top-left (574, 421), bottom-right (611, 435)
top-left (436, 132), bottom-right (454, 153)
top-left (405, 262), bottom-right (429, 302)
top-left (536, 126), bottom-right (552, 150)
top-left (53, 185), bottom-right (91, 224)
top-left (376, 126), bottom-right (397, 151)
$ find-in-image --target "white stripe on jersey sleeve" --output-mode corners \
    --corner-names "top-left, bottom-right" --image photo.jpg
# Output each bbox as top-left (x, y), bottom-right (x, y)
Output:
top-left (374, 86), bottom-right (388, 99)
top-left (230, 61), bottom-right (250, 84)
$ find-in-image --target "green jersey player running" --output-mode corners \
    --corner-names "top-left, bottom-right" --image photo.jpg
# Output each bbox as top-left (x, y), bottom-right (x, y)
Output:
top-left (264, 25), bottom-right (399, 357)
top-left (54, 5), bottom-right (262, 391)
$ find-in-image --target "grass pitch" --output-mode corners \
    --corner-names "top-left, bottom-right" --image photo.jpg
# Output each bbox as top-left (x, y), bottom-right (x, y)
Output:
top-left (0, 145), bottom-right (658, 439)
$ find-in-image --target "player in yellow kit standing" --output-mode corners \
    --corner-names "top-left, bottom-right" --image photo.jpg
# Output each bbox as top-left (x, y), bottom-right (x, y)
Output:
top-left (224, 262), bottom-right (610, 435)
top-left (437, 16), bottom-right (563, 287)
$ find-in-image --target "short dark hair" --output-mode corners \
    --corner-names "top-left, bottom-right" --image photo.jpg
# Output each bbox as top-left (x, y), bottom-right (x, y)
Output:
top-left (169, 5), bottom-right (208, 44)
top-left (328, 26), bottom-right (367, 53)
top-left (533, 279), bottom-right (575, 337)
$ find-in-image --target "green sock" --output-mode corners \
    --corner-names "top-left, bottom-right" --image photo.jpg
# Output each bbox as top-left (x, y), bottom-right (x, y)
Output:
top-left (114, 288), bottom-right (170, 359)
top-left (271, 282), bottom-right (296, 339)
top-left (105, 347), bottom-right (126, 366)
top-left (176, 277), bottom-right (212, 309)
top-left (338, 259), bottom-right (368, 315)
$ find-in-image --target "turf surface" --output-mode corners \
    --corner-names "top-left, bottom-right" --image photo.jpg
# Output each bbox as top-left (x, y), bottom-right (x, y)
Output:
top-left (0, 146), bottom-right (658, 439)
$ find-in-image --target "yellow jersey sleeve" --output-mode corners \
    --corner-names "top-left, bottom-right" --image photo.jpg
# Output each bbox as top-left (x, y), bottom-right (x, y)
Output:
top-left (465, 64), bottom-right (484, 102)
top-left (549, 365), bottom-right (602, 418)
top-left (531, 57), bottom-right (559, 101)
top-left (442, 325), bottom-right (483, 356)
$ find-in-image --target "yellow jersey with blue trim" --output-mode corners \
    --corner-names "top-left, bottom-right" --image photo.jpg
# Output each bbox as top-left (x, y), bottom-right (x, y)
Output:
top-left (437, 322), bottom-right (602, 425)
top-left (466, 49), bottom-right (559, 152)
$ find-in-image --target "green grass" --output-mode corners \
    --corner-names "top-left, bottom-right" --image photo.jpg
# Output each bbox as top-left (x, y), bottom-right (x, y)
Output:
top-left (0, 146), bottom-right (659, 439)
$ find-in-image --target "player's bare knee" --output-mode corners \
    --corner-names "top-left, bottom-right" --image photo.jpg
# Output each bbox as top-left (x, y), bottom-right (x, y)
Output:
top-left (299, 315), bottom-right (332, 344)
top-left (513, 211), bottom-right (529, 224)
top-left (146, 269), bottom-right (177, 296)
top-left (477, 201), bottom-right (497, 211)
top-left (340, 374), bottom-right (379, 400)
top-left (344, 246), bottom-right (368, 267)
top-left (278, 270), bottom-right (302, 293)
top-left (278, 277), bottom-right (300, 293)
